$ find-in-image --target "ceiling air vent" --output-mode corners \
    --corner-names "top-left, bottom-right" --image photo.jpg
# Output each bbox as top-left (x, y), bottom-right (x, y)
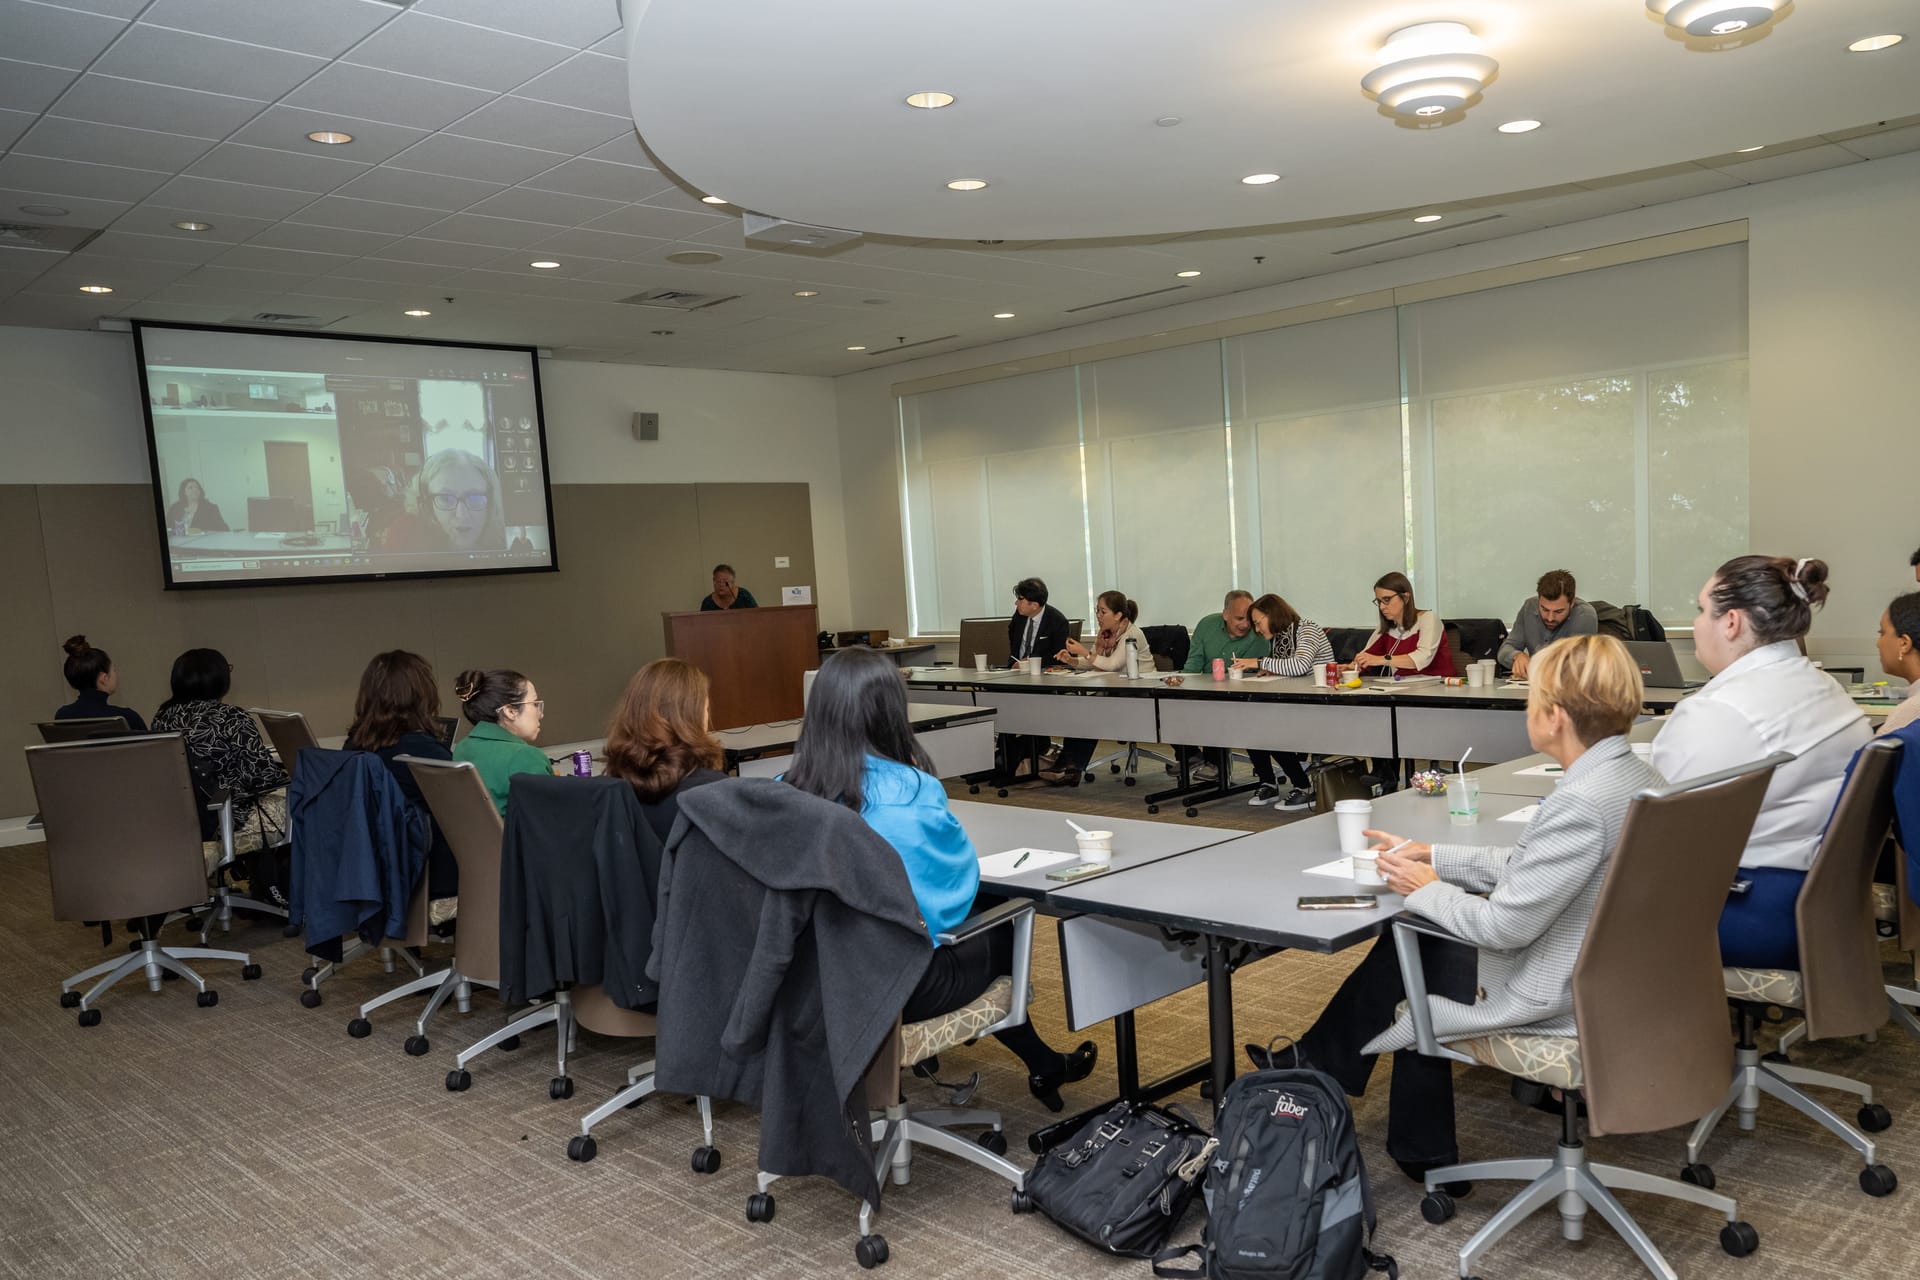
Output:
top-left (1333, 213), bottom-right (1505, 255)
top-left (231, 311), bottom-right (349, 328)
top-left (1063, 284), bottom-right (1190, 313)
top-left (615, 288), bottom-right (740, 311)
top-left (867, 334), bottom-right (960, 354)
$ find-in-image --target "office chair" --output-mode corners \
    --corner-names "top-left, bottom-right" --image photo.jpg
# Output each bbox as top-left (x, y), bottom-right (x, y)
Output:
top-left (1882, 860), bottom-right (1920, 1042)
top-left (562, 983), bottom-right (718, 1170)
top-left (28, 734), bottom-right (260, 1024)
top-left (251, 708), bottom-right (318, 777)
top-left (746, 900), bottom-right (1034, 1268)
top-left (1082, 636), bottom-right (1177, 785)
top-left (1400, 754), bottom-right (1781, 1280)
top-left (35, 717), bottom-right (132, 744)
top-left (1689, 737), bottom-right (1901, 1197)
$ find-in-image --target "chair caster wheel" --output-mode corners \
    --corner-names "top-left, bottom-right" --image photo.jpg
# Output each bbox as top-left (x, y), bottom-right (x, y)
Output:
top-left (162, 970), bottom-right (180, 981)
top-left (78, 1008), bottom-right (102, 1027)
top-left (567, 1135), bottom-right (597, 1163)
top-left (182, 917), bottom-right (202, 932)
top-left (1720, 1221), bottom-right (1759, 1257)
top-left (404, 1035), bottom-right (430, 1057)
top-left (299, 989), bottom-right (322, 1009)
top-left (1110, 763), bottom-right (1121, 774)
top-left (1148, 804), bottom-right (1160, 814)
top-left (300, 966), bottom-right (318, 984)
top-left (968, 785), bottom-right (980, 794)
top-left (745, 1192), bottom-right (775, 1223)
top-left (855, 1233), bottom-right (888, 1268)
top-left (1858, 1103), bottom-right (1892, 1133)
top-left (1123, 776), bottom-right (1136, 787)
top-left (1680, 1163), bottom-right (1716, 1190)
top-left (692, 1146), bottom-right (722, 1174)
top-left (445, 1069), bottom-right (471, 1092)
top-left (978, 1130), bottom-right (1008, 1156)
top-left (550, 1076), bottom-right (574, 1100)
top-left (996, 788), bottom-right (1008, 798)
top-left (60, 991), bottom-right (80, 1008)
top-left (241, 964), bottom-right (261, 980)
top-left (282, 923), bottom-right (301, 938)
top-left (1420, 1190), bottom-right (1456, 1224)
top-left (500, 1034), bottom-right (521, 1051)
top-left (348, 1017), bottom-right (372, 1037)
top-left (1860, 1164), bottom-right (1897, 1196)
top-left (1760, 1050), bottom-right (1790, 1065)
top-left (1010, 1188), bottom-right (1033, 1213)
top-left (1185, 807), bottom-right (1198, 818)
top-left (197, 990), bottom-right (218, 1008)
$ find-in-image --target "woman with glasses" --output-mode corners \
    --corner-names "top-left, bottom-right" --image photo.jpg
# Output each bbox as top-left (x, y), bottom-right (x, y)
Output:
top-left (451, 668), bottom-right (551, 815)
top-left (1355, 571), bottom-right (1455, 677)
top-left (419, 448), bottom-right (505, 552)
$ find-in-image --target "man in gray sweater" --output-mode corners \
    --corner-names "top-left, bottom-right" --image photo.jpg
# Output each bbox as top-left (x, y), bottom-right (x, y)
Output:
top-left (1498, 569), bottom-right (1598, 678)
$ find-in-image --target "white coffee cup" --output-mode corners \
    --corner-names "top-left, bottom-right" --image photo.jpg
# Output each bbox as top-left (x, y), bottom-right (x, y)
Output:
top-left (1467, 665), bottom-right (1486, 687)
top-left (1334, 799), bottom-right (1372, 855)
top-left (974, 653), bottom-right (989, 672)
top-left (1351, 849), bottom-right (1386, 887)
top-left (1311, 664), bottom-right (1328, 687)
top-left (1228, 665), bottom-right (1246, 680)
top-left (1026, 656), bottom-right (1043, 675)
top-left (1478, 659), bottom-right (1498, 679)
top-left (1074, 829), bottom-right (1113, 865)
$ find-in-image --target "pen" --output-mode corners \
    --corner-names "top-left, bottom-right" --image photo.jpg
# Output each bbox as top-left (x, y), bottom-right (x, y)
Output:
top-left (1379, 838), bottom-right (1413, 857)
top-left (1014, 851), bottom-right (1031, 868)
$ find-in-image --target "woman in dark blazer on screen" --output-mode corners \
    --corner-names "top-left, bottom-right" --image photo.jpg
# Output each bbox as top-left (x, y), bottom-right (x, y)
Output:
top-left (165, 477), bottom-right (228, 534)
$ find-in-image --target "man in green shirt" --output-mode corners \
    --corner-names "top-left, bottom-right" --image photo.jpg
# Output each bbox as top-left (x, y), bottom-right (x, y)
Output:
top-left (1178, 590), bottom-right (1268, 782)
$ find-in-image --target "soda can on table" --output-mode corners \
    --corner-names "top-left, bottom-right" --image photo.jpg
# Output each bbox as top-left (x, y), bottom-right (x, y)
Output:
top-left (572, 750), bottom-right (593, 777)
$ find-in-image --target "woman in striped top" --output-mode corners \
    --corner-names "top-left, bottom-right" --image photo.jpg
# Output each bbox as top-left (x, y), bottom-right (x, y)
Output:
top-left (1235, 593), bottom-right (1333, 809)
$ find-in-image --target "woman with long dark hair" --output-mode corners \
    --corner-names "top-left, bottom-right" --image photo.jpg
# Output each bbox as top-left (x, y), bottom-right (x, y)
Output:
top-left (786, 647), bottom-right (1097, 1111)
top-left (345, 649), bottom-right (457, 897)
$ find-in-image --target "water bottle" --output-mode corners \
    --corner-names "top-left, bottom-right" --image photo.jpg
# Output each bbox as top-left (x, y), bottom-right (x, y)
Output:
top-left (1124, 637), bottom-right (1139, 679)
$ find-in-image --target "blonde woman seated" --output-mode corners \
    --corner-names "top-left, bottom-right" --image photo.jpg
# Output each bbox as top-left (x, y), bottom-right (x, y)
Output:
top-left (1044, 591), bottom-right (1149, 783)
top-left (1281, 635), bottom-right (1658, 1187)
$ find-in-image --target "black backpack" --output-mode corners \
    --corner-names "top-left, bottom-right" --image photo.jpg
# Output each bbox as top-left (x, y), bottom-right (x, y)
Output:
top-left (1154, 1068), bottom-right (1395, 1280)
top-left (1019, 1101), bottom-right (1213, 1257)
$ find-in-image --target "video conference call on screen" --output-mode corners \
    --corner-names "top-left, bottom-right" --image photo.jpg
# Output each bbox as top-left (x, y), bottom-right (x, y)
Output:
top-left (134, 323), bottom-right (556, 588)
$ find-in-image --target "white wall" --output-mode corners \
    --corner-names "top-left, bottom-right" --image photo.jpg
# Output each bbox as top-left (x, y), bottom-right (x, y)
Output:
top-left (836, 151), bottom-right (1920, 670)
top-left (1, 330), bottom-right (854, 628)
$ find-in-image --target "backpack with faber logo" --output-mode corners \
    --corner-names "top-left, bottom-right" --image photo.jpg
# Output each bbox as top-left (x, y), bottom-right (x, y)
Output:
top-left (1152, 1067), bottom-right (1396, 1280)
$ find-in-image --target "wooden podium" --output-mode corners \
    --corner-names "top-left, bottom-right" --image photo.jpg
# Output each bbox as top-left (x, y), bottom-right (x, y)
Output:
top-left (662, 605), bottom-right (819, 730)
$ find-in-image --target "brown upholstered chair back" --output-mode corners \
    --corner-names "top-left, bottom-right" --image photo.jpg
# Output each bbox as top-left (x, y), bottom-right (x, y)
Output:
top-left (1573, 756), bottom-right (1779, 1137)
top-left (27, 734), bottom-right (210, 922)
top-left (35, 718), bottom-right (132, 744)
top-left (572, 983), bottom-right (659, 1038)
top-left (253, 709), bottom-right (320, 779)
top-left (1798, 737), bottom-right (1901, 1040)
top-left (401, 756), bottom-right (505, 983)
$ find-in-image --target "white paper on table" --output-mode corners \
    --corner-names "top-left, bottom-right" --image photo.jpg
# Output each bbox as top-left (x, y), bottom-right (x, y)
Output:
top-left (1369, 675), bottom-right (1441, 689)
top-left (1500, 681), bottom-right (1529, 689)
top-left (979, 847), bottom-right (1077, 877)
top-left (1304, 856), bottom-right (1359, 879)
top-left (1512, 762), bottom-right (1565, 778)
top-left (1631, 742), bottom-right (1654, 756)
top-left (1498, 804), bottom-right (1543, 823)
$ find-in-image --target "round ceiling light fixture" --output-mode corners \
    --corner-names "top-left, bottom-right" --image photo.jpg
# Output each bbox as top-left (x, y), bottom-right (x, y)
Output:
top-left (1497, 119), bottom-right (1541, 134)
top-left (945, 178), bottom-right (988, 191)
top-left (666, 250), bottom-right (723, 264)
top-left (1646, 1), bottom-right (1784, 38)
top-left (1175, 270), bottom-right (1201, 278)
top-left (21, 203), bottom-right (69, 216)
top-left (1360, 22), bottom-right (1497, 118)
top-left (1848, 34), bottom-right (1904, 52)
top-left (1241, 172), bottom-right (1281, 185)
top-left (905, 91), bottom-right (955, 109)
top-left (700, 195), bottom-right (730, 205)
top-left (172, 219), bottom-right (212, 231)
top-left (529, 260), bottom-right (561, 269)
top-left (846, 345), bottom-right (867, 351)
top-left (793, 289), bottom-right (819, 297)
top-left (993, 312), bottom-right (1015, 319)
top-left (306, 129), bottom-right (353, 145)
top-left (404, 308), bottom-right (431, 317)
top-left (1413, 213), bottom-right (1444, 223)
top-left (78, 284), bottom-right (113, 293)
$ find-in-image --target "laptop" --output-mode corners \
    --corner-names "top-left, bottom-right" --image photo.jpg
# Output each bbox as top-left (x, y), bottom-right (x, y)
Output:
top-left (1623, 640), bottom-right (1707, 689)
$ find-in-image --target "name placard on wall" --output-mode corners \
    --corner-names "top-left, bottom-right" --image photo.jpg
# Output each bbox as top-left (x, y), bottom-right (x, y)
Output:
top-left (782, 585), bottom-right (813, 605)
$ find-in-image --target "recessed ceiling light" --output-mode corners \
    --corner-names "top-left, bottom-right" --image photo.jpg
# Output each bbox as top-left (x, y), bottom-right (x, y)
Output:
top-left (1241, 173), bottom-right (1281, 185)
top-left (1155, 115), bottom-right (1184, 127)
top-left (21, 203), bottom-right (69, 217)
top-left (1413, 213), bottom-right (1444, 223)
top-left (404, 308), bottom-right (431, 317)
top-left (946, 178), bottom-right (988, 191)
top-left (529, 260), bottom-right (561, 269)
top-left (78, 284), bottom-right (113, 294)
top-left (993, 312), bottom-right (1015, 319)
top-left (306, 130), bottom-right (353, 145)
top-left (793, 289), bottom-right (819, 297)
top-left (1848, 34), bottom-right (1903, 52)
top-left (1362, 22), bottom-right (1497, 119)
top-left (1735, 144), bottom-right (1765, 153)
top-left (666, 250), bottom-right (723, 265)
top-left (1497, 119), bottom-right (1542, 134)
top-left (1175, 270), bottom-right (1202, 278)
top-left (700, 195), bottom-right (730, 205)
top-left (651, 329), bottom-right (675, 336)
top-left (846, 345), bottom-right (867, 351)
top-left (905, 91), bottom-right (955, 109)
top-left (171, 219), bottom-right (213, 231)
top-left (1558, 254), bottom-right (1585, 262)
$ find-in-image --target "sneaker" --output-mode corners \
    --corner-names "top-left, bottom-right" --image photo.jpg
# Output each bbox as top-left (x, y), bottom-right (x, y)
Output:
top-left (1248, 784), bottom-right (1280, 807)
top-left (1275, 788), bottom-right (1314, 812)
top-left (1191, 761), bottom-right (1219, 783)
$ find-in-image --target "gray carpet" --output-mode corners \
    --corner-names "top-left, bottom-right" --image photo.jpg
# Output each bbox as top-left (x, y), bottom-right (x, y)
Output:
top-left (2, 764), bottom-right (1915, 1279)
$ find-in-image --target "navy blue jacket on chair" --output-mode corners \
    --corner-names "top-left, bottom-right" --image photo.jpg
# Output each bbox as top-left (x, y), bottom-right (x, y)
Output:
top-left (288, 748), bottom-right (427, 953)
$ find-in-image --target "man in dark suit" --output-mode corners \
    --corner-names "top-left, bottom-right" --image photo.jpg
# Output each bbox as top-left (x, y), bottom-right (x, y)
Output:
top-left (1003, 577), bottom-right (1071, 777)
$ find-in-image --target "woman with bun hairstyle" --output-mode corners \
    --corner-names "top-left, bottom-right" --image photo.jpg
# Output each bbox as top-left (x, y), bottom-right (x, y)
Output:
top-left (450, 668), bottom-right (550, 815)
top-left (1044, 590), bottom-right (1151, 783)
top-left (54, 635), bottom-right (146, 731)
top-left (1651, 555), bottom-right (1870, 967)
top-left (603, 658), bottom-right (727, 844)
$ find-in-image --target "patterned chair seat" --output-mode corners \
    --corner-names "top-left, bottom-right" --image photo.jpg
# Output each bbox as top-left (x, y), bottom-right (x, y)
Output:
top-left (1454, 1030), bottom-right (1584, 1091)
top-left (429, 896), bottom-right (458, 927)
top-left (1874, 881), bottom-right (1898, 925)
top-left (900, 975), bottom-right (1013, 1066)
top-left (1724, 966), bottom-right (1803, 1008)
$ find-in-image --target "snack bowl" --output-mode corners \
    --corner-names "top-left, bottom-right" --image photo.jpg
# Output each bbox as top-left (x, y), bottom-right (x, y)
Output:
top-left (1163, 675), bottom-right (1185, 687)
top-left (1410, 769), bottom-right (1447, 797)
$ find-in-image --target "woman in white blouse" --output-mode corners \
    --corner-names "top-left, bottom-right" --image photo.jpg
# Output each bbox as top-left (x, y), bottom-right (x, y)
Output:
top-left (1045, 591), bottom-right (1150, 783)
top-left (1873, 591), bottom-right (1920, 736)
top-left (1354, 571), bottom-right (1454, 677)
top-left (1233, 593), bottom-right (1334, 809)
top-left (1651, 555), bottom-right (1869, 968)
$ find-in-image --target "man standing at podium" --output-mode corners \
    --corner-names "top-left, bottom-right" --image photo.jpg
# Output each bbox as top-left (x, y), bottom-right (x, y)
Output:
top-left (701, 563), bottom-right (759, 611)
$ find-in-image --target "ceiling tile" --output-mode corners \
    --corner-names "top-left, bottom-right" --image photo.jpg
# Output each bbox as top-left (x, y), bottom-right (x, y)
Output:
top-left (286, 194), bottom-right (443, 235)
top-left (444, 95), bottom-right (630, 154)
top-left (226, 105), bottom-right (429, 166)
top-left (211, 243), bottom-right (353, 275)
top-left (42, 0), bottom-right (147, 16)
top-left (366, 236), bottom-right (506, 268)
top-left (129, 280), bottom-right (279, 309)
top-left (15, 114), bottom-right (215, 171)
top-left (518, 226), bottom-right (666, 260)
top-left (117, 300), bottom-right (259, 324)
top-left (1, 0), bottom-right (128, 68)
top-left (635, 181), bottom-right (730, 216)
top-left (465, 186), bottom-right (625, 226)
top-left (284, 62), bottom-right (496, 132)
top-left (51, 73), bottom-right (266, 137)
top-left (419, 211), bottom-right (556, 249)
top-left (246, 221), bottom-right (398, 256)
top-left (92, 24), bottom-right (326, 101)
top-left (411, 0), bottom-right (620, 48)
top-left (387, 132), bottom-right (566, 185)
top-left (0, 57), bottom-right (79, 113)
top-left (0, 184), bottom-right (132, 226)
top-left (584, 202), bottom-right (729, 241)
top-left (109, 205), bottom-right (273, 242)
top-left (345, 11), bottom-right (570, 92)
top-left (513, 52), bottom-right (628, 116)
top-left (178, 263), bottom-right (328, 293)
top-left (78, 229), bottom-right (226, 264)
top-left (0, 292), bottom-right (126, 327)
top-left (187, 142), bottom-right (370, 195)
top-left (1835, 123), bottom-right (1920, 160)
top-left (582, 129), bottom-right (652, 168)
top-left (436, 268), bottom-right (637, 302)
top-left (520, 155), bottom-right (669, 202)
top-left (0, 107), bottom-right (33, 150)
top-left (1718, 143), bottom-right (1862, 184)
top-left (333, 164), bottom-right (505, 210)
top-left (138, 0), bottom-right (396, 58)
top-left (0, 154), bottom-right (168, 201)
top-left (149, 174), bottom-right (317, 219)
top-left (324, 257), bottom-right (460, 285)
top-left (30, 254), bottom-right (195, 290)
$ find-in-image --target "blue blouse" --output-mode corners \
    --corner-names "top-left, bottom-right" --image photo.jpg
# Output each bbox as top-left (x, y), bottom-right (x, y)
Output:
top-left (858, 755), bottom-right (979, 945)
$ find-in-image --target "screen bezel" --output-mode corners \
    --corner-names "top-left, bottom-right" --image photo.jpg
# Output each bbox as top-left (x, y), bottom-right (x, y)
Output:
top-left (132, 320), bottom-right (560, 591)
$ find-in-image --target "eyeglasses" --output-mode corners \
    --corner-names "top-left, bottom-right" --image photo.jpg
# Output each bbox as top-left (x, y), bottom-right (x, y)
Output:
top-left (432, 491), bottom-right (490, 513)
top-left (508, 699), bottom-right (545, 712)
top-left (1372, 595), bottom-right (1403, 610)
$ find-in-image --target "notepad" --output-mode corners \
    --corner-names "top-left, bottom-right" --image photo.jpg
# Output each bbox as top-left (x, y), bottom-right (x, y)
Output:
top-left (1513, 762), bottom-right (1563, 777)
top-left (1369, 675), bottom-right (1440, 689)
top-left (1304, 856), bottom-right (1361, 879)
top-left (1631, 742), bottom-right (1654, 756)
top-left (1499, 804), bottom-right (1542, 824)
top-left (978, 848), bottom-right (1076, 877)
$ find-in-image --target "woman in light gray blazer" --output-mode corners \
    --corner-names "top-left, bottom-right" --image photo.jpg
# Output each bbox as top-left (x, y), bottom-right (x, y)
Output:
top-left (1291, 635), bottom-right (1661, 1187)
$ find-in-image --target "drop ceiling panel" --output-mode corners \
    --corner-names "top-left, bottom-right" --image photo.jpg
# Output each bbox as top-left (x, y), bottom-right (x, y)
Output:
top-left (521, 156), bottom-right (671, 202)
top-left (418, 211), bottom-right (556, 248)
top-left (247, 221), bottom-right (399, 256)
top-left (0, 107), bottom-right (33, 150)
top-left (36, 0), bottom-right (146, 17)
top-left (80, 229), bottom-right (226, 264)
top-left (582, 203), bottom-right (728, 241)
top-left (0, 293), bottom-right (125, 326)
top-left (1836, 124), bottom-right (1920, 160)
top-left (14, 115), bottom-right (215, 173)
top-left (137, 0), bottom-right (397, 58)
top-left (109, 205), bottom-right (273, 242)
top-left (465, 186), bottom-right (625, 226)
top-left (333, 165), bottom-right (506, 211)
top-left (177, 263), bottom-right (328, 293)
top-left (323, 257), bottom-right (459, 285)
top-left (0, 58), bottom-right (78, 113)
top-left (444, 95), bottom-right (631, 155)
top-left (287, 194), bottom-right (443, 235)
top-left (514, 52), bottom-right (629, 117)
top-left (433, 268), bottom-right (637, 302)
top-left (345, 12), bottom-right (572, 92)
top-left (0, 154), bottom-right (169, 202)
top-left (387, 132), bottom-right (567, 185)
top-left (0, 0), bottom-right (128, 68)
top-left (148, 174), bottom-right (315, 220)
top-left (227, 106), bottom-right (429, 166)
top-left (366, 235), bottom-right (511, 268)
top-left (634, 182), bottom-right (724, 216)
top-left (0, 184), bottom-right (131, 226)
top-left (413, 0), bottom-right (621, 48)
top-left (518, 226), bottom-right (668, 261)
top-left (50, 73), bottom-right (266, 137)
top-left (186, 143), bottom-right (369, 195)
top-left (1717, 144), bottom-right (1863, 184)
top-left (209, 243), bottom-right (352, 275)
top-left (582, 131), bottom-right (652, 168)
top-left (284, 63), bottom-right (496, 133)
top-left (29, 255), bottom-right (194, 290)
top-left (91, 25), bottom-right (327, 101)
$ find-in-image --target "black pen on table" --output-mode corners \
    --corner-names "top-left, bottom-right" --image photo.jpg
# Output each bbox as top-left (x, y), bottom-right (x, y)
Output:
top-left (1014, 851), bottom-right (1031, 868)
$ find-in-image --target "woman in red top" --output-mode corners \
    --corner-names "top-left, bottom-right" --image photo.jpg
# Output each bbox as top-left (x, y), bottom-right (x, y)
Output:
top-left (1355, 571), bottom-right (1455, 677)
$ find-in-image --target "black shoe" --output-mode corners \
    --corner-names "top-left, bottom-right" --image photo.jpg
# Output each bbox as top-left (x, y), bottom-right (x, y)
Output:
top-left (1275, 787), bottom-right (1314, 812)
top-left (1397, 1158), bottom-right (1473, 1199)
top-left (1028, 1040), bottom-right (1098, 1112)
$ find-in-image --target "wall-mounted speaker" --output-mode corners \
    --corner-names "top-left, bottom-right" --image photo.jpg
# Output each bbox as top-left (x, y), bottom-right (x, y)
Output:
top-left (632, 411), bottom-right (659, 441)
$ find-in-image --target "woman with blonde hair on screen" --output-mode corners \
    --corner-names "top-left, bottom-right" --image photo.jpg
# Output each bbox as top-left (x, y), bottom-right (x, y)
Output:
top-left (419, 449), bottom-right (505, 552)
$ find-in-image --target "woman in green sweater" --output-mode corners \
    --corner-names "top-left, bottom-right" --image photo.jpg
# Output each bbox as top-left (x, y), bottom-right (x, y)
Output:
top-left (451, 667), bottom-right (551, 813)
